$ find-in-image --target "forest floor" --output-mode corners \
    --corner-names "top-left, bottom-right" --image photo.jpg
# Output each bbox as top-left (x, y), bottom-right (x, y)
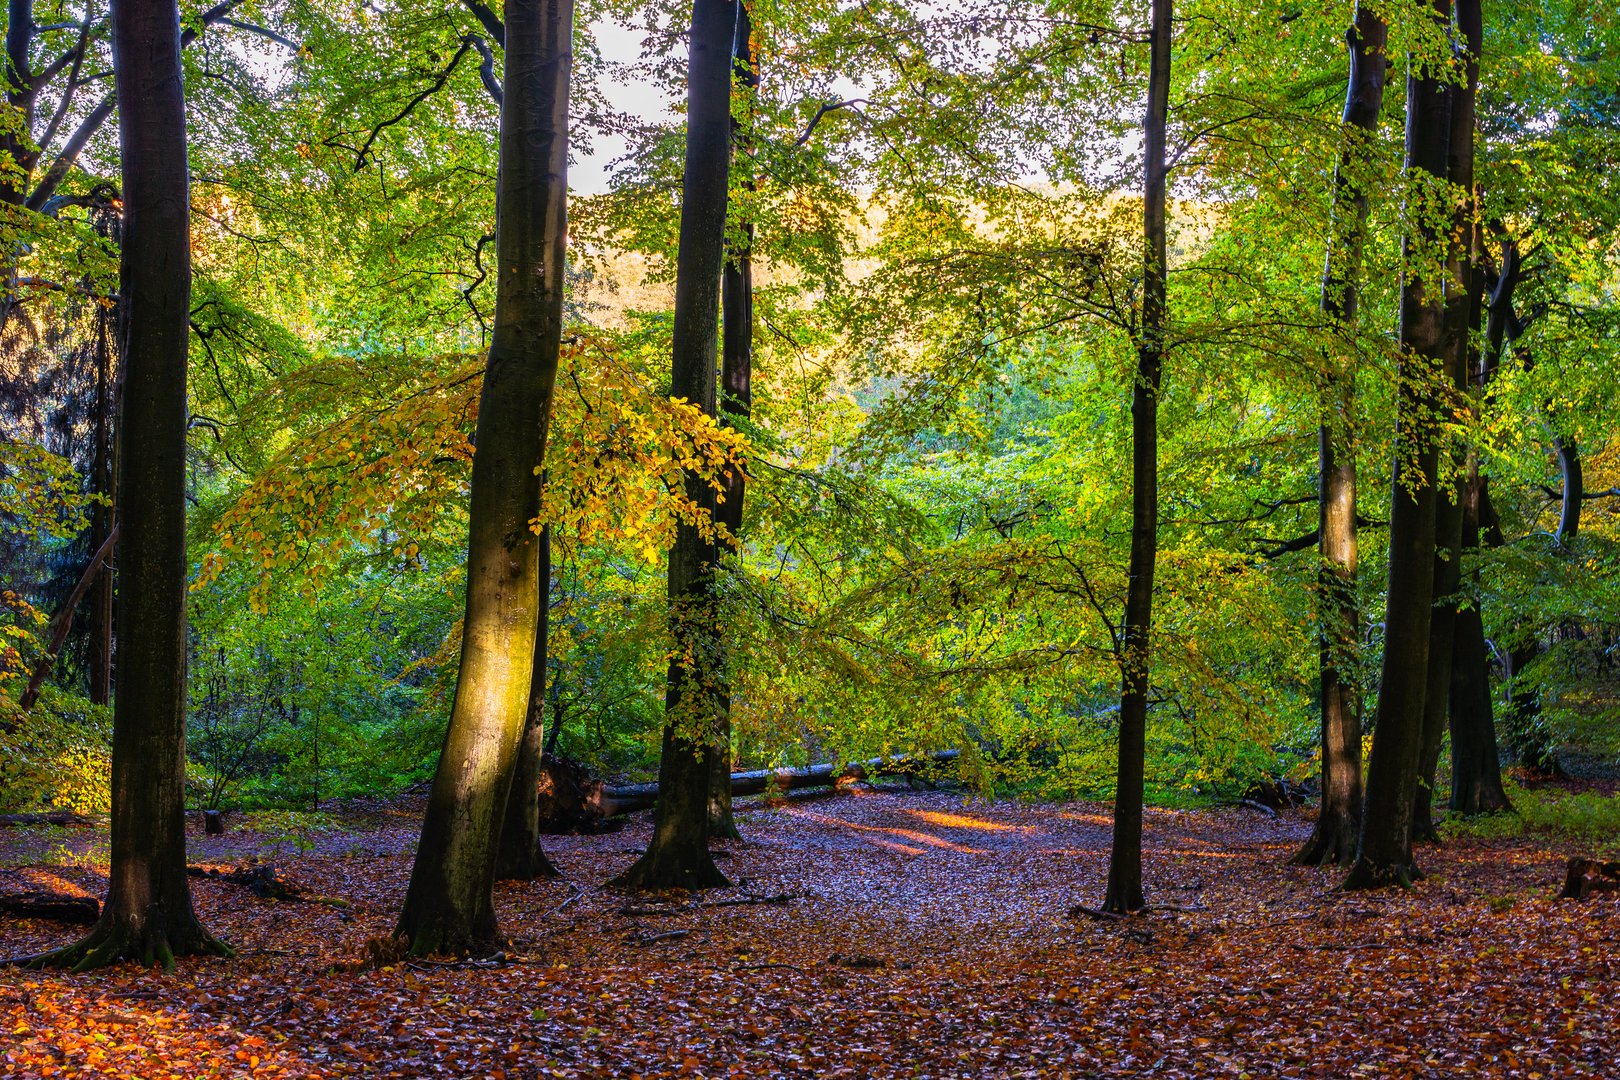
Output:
top-left (2, 785), bottom-right (1617, 1078)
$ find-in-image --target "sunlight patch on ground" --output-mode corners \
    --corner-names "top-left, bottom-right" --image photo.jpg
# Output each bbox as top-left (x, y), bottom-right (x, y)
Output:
top-left (781, 808), bottom-right (987, 854)
top-left (901, 808), bottom-right (1034, 833)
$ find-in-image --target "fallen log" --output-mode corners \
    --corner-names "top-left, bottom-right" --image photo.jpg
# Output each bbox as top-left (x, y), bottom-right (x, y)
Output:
top-left (1558, 857), bottom-right (1620, 900)
top-left (187, 863), bottom-right (350, 908)
top-left (0, 891), bottom-right (100, 924)
top-left (595, 750), bottom-right (961, 817)
top-left (0, 812), bottom-right (96, 828)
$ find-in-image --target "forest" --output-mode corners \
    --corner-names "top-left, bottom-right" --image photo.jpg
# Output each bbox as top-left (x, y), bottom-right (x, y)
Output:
top-left (0, 0), bottom-right (1617, 1073)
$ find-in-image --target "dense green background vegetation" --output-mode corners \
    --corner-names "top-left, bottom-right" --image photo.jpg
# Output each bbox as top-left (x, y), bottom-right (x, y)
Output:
top-left (2, 0), bottom-right (1616, 821)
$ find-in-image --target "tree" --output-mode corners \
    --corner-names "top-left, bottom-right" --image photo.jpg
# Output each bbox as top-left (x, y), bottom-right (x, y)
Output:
top-left (1102, 0), bottom-right (1172, 917)
top-left (27, 0), bottom-right (228, 970)
top-left (394, 0), bottom-right (572, 954)
top-left (497, 521), bottom-right (562, 879)
top-left (1292, 0), bottom-right (1389, 868)
top-left (612, 0), bottom-right (738, 892)
top-left (1412, 0), bottom-right (1484, 844)
top-left (708, 0), bottom-right (757, 843)
top-left (1344, 0), bottom-right (1454, 891)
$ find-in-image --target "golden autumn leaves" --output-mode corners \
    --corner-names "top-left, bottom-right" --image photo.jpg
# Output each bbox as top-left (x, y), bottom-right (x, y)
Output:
top-left (199, 334), bottom-right (750, 615)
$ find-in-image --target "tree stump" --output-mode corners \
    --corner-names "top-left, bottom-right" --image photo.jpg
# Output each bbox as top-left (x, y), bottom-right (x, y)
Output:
top-left (1557, 857), bottom-right (1620, 900)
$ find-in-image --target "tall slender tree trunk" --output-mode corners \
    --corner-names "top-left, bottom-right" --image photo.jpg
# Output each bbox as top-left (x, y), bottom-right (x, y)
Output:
top-left (1448, 467), bottom-right (1511, 813)
top-left (89, 274), bottom-right (117, 706)
top-left (28, 0), bottom-right (227, 970)
top-left (1413, 0), bottom-right (1482, 844)
top-left (497, 523), bottom-right (562, 880)
top-left (612, 0), bottom-right (737, 893)
top-left (1344, 0), bottom-right (1453, 891)
top-left (1293, 1), bottom-right (1388, 868)
top-left (1101, 0), bottom-right (1171, 917)
top-left (708, 1), bottom-right (756, 843)
top-left (396, 0), bottom-right (571, 955)
top-left (1446, 236), bottom-right (1524, 800)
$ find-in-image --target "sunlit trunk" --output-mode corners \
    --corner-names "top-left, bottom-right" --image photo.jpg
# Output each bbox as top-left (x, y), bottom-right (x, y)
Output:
top-left (396, 0), bottom-right (572, 954)
top-left (1293, 0), bottom-right (1387, 868)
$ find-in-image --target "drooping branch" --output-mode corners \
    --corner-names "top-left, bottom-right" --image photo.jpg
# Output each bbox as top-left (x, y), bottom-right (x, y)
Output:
top-left (351, 36), bottom-right (481, 171)
top-left (218, 17), bottom-right (301, 53)
top-left (467, 34), bottom-right (502, 105)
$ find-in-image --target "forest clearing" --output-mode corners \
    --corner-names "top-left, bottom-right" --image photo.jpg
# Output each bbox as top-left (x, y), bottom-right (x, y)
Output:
top-left (3, 0), bottom-right (1620, 1070)
top-left (3, 783), bottom-right (1619, 1077)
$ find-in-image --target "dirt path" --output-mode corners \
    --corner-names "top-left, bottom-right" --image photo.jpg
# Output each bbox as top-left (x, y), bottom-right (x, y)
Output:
top-left (3, 788), bottom-right (1617, 1077)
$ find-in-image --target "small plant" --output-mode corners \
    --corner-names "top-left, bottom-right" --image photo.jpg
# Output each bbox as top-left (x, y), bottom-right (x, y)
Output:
top-left (247, 809), bottom-right (337, 859)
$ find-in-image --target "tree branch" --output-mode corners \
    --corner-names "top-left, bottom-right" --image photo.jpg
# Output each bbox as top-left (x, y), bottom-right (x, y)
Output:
top-left (218, 17), bottom-right (301, 53)
top-left (459, 0), bottom-right (505, 48)
top-left (795, 99), bottom-right (867, 146)
top-left (351, 36), bottom-right (479, 171)
top-left (25, 0), bottom-right (249, 211)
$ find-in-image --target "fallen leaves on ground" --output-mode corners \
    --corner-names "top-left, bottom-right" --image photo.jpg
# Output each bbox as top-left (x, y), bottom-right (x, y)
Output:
top-left (2, 787), bottom-right (1617, 1077)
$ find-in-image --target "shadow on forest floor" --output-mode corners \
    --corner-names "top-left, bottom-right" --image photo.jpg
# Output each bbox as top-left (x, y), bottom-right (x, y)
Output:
top-left (2, 786), bottom-right (1617, 1077)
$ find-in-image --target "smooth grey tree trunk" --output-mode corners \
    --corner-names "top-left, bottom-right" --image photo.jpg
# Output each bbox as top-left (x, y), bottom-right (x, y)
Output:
top-left (29, 0), bottom-right (228, 970)
top-left (1293, 0), bottom-right (1388, 867)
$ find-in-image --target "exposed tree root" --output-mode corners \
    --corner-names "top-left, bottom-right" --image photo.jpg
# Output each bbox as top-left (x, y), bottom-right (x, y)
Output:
top-left (12, 916), bottom-right (231, 972)
top-left (1290, 818), bottom-right (1359, 867)
top-left (495, 843), bottom-right (562, 883)
top-left (610, 844), bottom-right (731, 893)
top-left (1340, 857), bottom-right (1424, 892)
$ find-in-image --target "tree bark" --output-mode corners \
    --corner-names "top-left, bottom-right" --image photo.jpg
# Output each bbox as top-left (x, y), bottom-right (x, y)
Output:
top-left (1413, 9), bottom-right (1481, 844)
top-left (1448, 470), bottom-right (1512, 814)
top-left (1101, 0), bottom-right (1171, 917)
top-left (612, 0), bottom-right (737, 893)
top-left (396, 0), bottom-right (571, 955)
top-left (1343, 0), bottom-right (1453, 891)
top-left (709, 2), bottom-right (757, 844)
top-left (1293, 0), bottom-right (1387, 868)
top-left (1555, 436), bottom-right (1581, 544)
top-left (497, 524), bottom-right (562, 880)
top-left (27, 0), bottom-right (227, 970)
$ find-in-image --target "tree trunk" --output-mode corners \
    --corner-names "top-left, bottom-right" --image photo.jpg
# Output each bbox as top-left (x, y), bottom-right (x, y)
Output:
top-left (89, 280), bottom-right (118, 707)
top-left (1448, 470), bottom-right (1512, 814)
top-left (1413, 12), bottom-right (1482, 844)
top-left (611, 0), bottom-right (737, 893)
top-left (27, 0), bottom-right (227, 970)
top-left (497, 525), bottom-right (562, 880)
top-left (1343, 0), bottom-right (1453, 891)
top-left (1101, 0), bottom-right (1171, 917)
top-left (1555, 435), bottom-right (1581, 544)
top-left (709, 2), bottom-right (757, 844)
top-left (396, 0), bottom-right (571, 955)
top-left (1293, 0), bottom-right (1387, 868)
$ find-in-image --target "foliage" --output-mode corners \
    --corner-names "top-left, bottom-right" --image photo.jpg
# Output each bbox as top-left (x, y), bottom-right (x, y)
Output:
top-left (0, 687), bottom-right (111, 813)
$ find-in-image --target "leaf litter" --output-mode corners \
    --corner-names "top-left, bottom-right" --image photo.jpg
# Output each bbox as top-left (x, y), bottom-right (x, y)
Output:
top-left (2, 786), bottom-right (1617, 1077)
